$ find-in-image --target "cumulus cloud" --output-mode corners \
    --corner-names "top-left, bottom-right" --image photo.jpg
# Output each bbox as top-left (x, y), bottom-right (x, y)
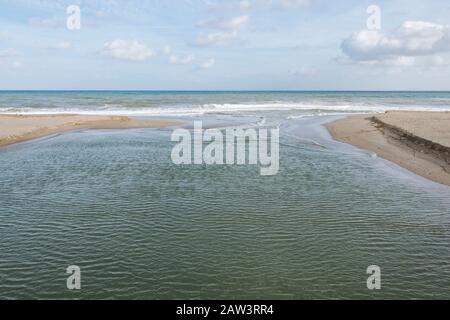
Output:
top-left (200, 58), bottom-right (215, 69)
top-left (162, 46), bottom-right (195, 65)
top-left (341, 21), bottom-right (450, 66)
top-left (102, 39), bottom-right (155, 61)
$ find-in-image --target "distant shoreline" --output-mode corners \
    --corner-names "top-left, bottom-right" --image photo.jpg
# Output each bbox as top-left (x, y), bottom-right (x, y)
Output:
top-left (327, 111), bottom-right (450, 187)
top-left (0, 114), bottom-right (181, 147)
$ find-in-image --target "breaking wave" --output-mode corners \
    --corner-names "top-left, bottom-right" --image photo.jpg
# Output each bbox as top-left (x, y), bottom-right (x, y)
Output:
top-left (1, 101), bottom-right (449, 117)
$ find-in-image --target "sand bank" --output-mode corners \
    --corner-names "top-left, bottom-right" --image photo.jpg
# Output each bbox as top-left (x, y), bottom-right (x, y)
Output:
top-left (327, 111), bottom-right (450, 186)
top-left (0, 114), bottom-right (180, 147)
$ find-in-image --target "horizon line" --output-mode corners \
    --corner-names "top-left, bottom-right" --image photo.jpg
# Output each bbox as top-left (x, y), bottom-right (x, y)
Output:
top-left (1, 90), bottom-right (450, 93)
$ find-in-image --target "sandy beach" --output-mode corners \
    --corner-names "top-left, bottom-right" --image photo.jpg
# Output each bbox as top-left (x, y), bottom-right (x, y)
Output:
top-left (327, 111), bottom-right (450, 186)
top-left (0, 114), bottom-right (180, 147)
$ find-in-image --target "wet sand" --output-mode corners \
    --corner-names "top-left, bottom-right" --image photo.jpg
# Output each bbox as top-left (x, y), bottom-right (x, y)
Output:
top-left (327, 111), bottom-right (450, 187)
top-left (0, 114), bottom-right (180, 147)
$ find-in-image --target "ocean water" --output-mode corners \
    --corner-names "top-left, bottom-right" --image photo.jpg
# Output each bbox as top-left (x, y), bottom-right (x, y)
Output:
top-left (1, 91), bottom-right (450, 116)
top-left (1, 91), bottom-right (450, 299)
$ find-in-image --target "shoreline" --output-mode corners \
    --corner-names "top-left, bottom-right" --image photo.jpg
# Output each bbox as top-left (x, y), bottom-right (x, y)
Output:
top-left (326, 111), bottom-right (450, 187)
top-left (0, 114), bottom-right (181, 147)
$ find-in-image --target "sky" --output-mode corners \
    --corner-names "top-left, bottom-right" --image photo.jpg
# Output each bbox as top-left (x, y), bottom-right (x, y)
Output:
top-left (0, 0), bottom-right (450, 90)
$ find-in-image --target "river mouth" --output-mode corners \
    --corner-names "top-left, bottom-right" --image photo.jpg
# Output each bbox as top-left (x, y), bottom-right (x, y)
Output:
top-left (1, 113), bottom-right (449, 299)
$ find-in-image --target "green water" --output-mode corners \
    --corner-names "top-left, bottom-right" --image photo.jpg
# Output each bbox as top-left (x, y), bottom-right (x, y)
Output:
top-left (1, 119), bottom-right (450, 299)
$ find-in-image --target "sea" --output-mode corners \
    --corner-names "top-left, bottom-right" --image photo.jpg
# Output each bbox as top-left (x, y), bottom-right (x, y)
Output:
top-left (1, 91), bottom-right (450, 299)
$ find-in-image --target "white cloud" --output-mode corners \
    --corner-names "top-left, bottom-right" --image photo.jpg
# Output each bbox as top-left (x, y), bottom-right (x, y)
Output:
top-left (342, 21), bottom-right (450, 63)
top-left (163, 46), bottom-right (195, 65)
top-left (169, 54), bottom-right (195, 65)
top-left (50, 41), bottom-right (72, 49)
top-left (200, 15), bottom-right (249, 30)
top-left (195, 14), bottom-right (248, 47)
top-left (351, 56), bottom-right (416, 67)
top-left (195, 30), bottom-right (239, 46)
top-left (221, 15), bottom-right (249, 29)
top-left (337, 52), bottom-right (450, 70)
top-left (200, 58), bottom-right (215, 69)
top-left (102, 39), bottom-right (155, 61)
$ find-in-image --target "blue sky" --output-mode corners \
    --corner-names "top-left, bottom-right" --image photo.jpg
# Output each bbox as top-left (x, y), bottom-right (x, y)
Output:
top-left (1, 0), bottom-right (450, 90)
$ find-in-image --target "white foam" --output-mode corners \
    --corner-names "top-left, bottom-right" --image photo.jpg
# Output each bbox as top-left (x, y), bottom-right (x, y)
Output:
top-left (1, 102), bottom-right (449, 117)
